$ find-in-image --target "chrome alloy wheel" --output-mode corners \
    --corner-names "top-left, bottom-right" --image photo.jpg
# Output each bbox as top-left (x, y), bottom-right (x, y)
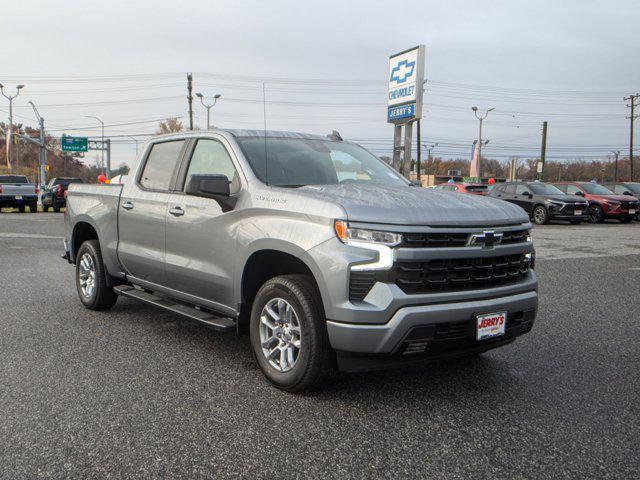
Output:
top-left (78, 253), bottom-right (97, 298)
top-left (533, 207), bottom-right (546, 224)
top-left (259, 298), bottom-right (302, 372)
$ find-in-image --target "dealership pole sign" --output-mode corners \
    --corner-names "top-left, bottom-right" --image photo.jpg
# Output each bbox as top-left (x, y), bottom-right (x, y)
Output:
top-left (387, 45), bottom-right (425, 123)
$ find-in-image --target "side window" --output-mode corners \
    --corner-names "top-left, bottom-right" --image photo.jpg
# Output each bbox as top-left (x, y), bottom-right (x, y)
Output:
top-left (185, 139), bottom-right (240, 194)
top-left (504, 184), bottom-right (516, 194)
top-left (515, 184), bottom-right (529, 195)
top-left (566, 185), bottom-right (581, 195)
top-left (140, 140), bottom-right (185, 191)
top-left (555, 184), bottom-right (567, 193)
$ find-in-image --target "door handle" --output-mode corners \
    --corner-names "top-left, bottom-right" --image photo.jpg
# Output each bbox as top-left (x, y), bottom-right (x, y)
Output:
top-left (122, 201), bottom-right (134, 210)
top-left (169, 206), bottom-right (185, 217)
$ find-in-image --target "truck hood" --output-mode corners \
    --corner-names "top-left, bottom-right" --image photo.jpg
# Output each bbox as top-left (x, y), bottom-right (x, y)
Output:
top-left (297, 184), bottom-right (529, 226)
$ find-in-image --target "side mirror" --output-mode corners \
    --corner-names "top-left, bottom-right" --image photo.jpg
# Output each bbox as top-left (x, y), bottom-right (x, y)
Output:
top-left (522, 191), bottom-right (532, 197)
top-left (623, 191), bottom-right (633, 196)
top-left (575, 191), bottom-right (585, 197)
top-left (186, 174), bottom-right (230, 199)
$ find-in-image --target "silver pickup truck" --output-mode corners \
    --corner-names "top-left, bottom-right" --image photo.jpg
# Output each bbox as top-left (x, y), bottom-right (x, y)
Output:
top-left (64, 129), bottom-right (537, 391)
top-left (0, 175), bottom-right (38, 212)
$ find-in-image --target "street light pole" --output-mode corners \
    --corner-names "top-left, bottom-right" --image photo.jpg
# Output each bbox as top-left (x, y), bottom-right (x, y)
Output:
top-left (424, 142), bottom-right (438, 177)
top-left (85, 115), bottom-right (105, 175)
top-left (471, 106), bottom-right (494, 179)
top-left (195, 93), bottom-right (221, 129)
top-left (0, 83), bottom-right (25, 173)
top-left (28, 101), bottom-right (47, 188)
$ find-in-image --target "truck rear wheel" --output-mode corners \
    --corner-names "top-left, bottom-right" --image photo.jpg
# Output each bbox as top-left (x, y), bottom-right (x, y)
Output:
top-left (250, 274), bottom-right (333, 392)
top-left (75, 239), bottom-right (118, 311)
top-left (53, 205), bottom-right (61, 213)
top-left (18, 205), bottom-right (25, 213)
top-left (29, 204), bottom-right (37, 213)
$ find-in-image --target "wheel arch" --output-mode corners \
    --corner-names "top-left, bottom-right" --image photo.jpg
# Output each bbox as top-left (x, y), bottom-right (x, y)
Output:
top-left (237, 245), bottom-right (326, 335)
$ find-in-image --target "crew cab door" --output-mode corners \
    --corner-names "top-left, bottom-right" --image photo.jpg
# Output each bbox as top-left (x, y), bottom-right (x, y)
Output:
top-left (117, 139), bottom-right (186, 285)
top-left (163, 136), bottom-right (243, 313)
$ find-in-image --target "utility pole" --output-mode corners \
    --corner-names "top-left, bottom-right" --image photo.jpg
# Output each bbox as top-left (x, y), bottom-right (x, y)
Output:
top-left (105, 139), bottom-right (111, 180)
top-left (625, 94), bottom-right (639, 181)
top-left (425, 142), bottom-right (438, 177)
top-left (195, 92), bottom-right (222, 130)
top-left (0, 83), bottom-right (25, 173)
top-left (611, 150), bottom-right (620, 182)
top-left (538, 121), bottom-right (548, 181)
top-left (187, 73), bottom-right (194, 131)
top-left (472, 106), bottom-right (494, 179)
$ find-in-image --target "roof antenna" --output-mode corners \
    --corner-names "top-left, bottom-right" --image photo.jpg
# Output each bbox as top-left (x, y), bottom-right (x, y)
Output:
top-left (327, 130), bottom-right (343, 141)
top-left (262, 82), bottom-right (269, 186)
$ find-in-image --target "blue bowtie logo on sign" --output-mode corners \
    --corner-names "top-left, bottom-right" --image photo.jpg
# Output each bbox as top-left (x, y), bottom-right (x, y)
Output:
top-left (390, 60), bottom-right (416, 84)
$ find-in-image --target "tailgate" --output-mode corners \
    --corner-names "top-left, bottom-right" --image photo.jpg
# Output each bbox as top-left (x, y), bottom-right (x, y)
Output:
top-left (0, 184), bottom-right (37, 196)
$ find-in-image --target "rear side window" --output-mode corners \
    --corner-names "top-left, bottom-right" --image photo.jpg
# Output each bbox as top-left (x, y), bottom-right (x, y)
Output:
top-left (0, 175), bottom-right (28, 184)
top-left (140, 140), bottom-right (185, 191)
top-left (503, 184), bottom-right (516, 194)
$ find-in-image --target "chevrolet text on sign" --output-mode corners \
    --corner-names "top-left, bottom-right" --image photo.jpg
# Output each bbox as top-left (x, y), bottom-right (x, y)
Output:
top-left (387, 45), bottom-right (425, 124)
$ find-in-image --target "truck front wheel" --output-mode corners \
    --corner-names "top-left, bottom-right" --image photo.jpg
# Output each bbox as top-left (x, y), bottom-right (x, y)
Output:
top-left (250, 275), bottom-right (333, 392)
top-left (75, 239), bottom-right (118, 310)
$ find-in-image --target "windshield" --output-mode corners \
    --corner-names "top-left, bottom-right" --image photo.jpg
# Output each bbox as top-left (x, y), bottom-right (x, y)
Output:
top-left (529, 183), bottom-right (564, 195)
top-left (580, 183), bottom-right (614, 195)
top-left (235, 137), bottom-right (409, 188)
top-left (624, 183), bottom-right (640, 194)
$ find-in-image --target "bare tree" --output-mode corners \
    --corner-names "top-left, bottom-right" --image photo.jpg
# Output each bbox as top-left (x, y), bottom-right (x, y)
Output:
top-left (156, 118), bottom-right (184, 135)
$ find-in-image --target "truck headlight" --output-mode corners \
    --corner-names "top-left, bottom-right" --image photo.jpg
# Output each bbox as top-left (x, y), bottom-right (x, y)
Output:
top-left (334, 220), bottom-right (402, 246)
top-left (334, 220), bottom-right (401, 271)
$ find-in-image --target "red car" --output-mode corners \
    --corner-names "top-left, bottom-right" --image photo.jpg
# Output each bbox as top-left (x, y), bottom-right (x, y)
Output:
top-left (553, 181), bottom-right (639, 223)
top-left (434, 182), bottom-right (489, 196)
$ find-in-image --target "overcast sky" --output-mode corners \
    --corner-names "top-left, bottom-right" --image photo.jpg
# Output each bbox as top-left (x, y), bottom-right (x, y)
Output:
top-left (2, 0), bottom-right (639, 167)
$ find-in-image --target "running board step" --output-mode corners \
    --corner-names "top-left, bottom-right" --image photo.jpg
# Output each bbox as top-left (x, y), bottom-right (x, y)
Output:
top-left (113, 285), bottom-right (235, 332)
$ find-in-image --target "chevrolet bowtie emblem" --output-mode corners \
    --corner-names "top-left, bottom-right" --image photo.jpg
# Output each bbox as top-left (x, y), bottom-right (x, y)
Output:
top-left (468, 231), bottom-right (503, 248)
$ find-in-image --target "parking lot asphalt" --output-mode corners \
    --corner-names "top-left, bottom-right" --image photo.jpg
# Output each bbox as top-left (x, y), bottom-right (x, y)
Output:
top-left (1, 213), bottom-right (639, 479)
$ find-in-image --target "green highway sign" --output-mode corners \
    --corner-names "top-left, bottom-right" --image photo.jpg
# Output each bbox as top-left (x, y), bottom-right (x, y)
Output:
top-left (61, 136), bottom-right (88, 152)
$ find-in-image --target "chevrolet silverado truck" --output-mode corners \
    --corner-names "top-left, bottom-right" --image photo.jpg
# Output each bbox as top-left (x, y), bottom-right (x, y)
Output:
top-left (64, 130), bottom-right (538, 391)
top-left (0, 174), bottom-right (38, 212)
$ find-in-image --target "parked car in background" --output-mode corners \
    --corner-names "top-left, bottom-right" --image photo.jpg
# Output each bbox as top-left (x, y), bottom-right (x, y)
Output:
top-left (64, 129), bottom-right (537, 391)
top-left (41, 177), bottom-right (83, 212)
top-left (434, 182), bottom-right (489, 195)
top-left (0, 175), bottom-right (38, 213)
top-left (603, 182), bottom-right (640, 220)
top-left (553, 181), bottom-right (639, 223)
top-left (489, 181), bottom-right (589, 225)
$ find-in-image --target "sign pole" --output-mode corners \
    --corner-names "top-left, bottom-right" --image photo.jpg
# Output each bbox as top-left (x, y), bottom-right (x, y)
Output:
top-left (402, 121), bottom-right (413, 178)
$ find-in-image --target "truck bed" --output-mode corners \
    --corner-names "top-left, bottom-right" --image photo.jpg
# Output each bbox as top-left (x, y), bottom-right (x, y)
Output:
top-left (65, 183), bottom-right (124, 276)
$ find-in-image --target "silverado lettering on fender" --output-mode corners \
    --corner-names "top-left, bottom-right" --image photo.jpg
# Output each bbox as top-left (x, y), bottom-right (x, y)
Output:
top-left (64, 129), bottom-right (538, 391)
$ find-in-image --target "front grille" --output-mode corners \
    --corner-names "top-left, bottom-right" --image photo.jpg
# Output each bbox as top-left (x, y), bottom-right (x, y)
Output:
top-left (620, 201), bottom-right (639, 209)
top-left (402, 232), bottom-right (469, 248)
top-left (394, 253), bottom-right (530, 294)
top-left (402, 229), bottom-right (529, 248)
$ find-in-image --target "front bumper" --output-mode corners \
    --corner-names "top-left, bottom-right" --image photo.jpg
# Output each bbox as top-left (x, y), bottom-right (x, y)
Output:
top-left (327, 289), bottom-right (537, 359)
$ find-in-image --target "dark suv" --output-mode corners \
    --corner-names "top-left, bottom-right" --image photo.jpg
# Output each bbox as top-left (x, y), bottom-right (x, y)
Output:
top-left (41, 177), bottom-right (83, 212)
top-left (553, 182), bottom-right (638, 223)
top-left (603, 182), bottom-right (640, 220)
top-left (489, 181), bottom-right (589, 225)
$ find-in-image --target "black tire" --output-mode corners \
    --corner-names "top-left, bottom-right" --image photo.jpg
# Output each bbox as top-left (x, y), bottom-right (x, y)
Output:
top-left (75, 239), bottom-right (118, 311)
top-left (250, 274), bottom-right (333, 392)
top-left (569, 219), bottom-right (582, 225)
top-left (18, 205), bottom-right (25, 213)
top-left (29, 204), bottom-right (37, 213)
top-left (532, 205), bottom-right (549, 225)
top-left (53, 205), bottom-right (61, 213)
top-left (43, 205), bottom-right (49, 212)
top-left (588, 204), bottom-right (604, 223)
top-left (620, 216), bottom-right (633, 224)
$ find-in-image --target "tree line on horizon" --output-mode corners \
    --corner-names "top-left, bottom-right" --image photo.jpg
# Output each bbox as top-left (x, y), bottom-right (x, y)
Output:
top-left (1, 118), bottom-right (635, 184)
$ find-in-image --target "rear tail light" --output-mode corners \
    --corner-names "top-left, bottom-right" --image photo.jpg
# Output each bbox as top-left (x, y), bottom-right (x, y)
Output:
top-left (64, 190), bottom-right (68, 199)
top-left (0, 185), bottom-right (2, 194)
top-left (35, 186), bottom-right (39, 194)
top-left (56, 184), bottom-right (63, 196)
